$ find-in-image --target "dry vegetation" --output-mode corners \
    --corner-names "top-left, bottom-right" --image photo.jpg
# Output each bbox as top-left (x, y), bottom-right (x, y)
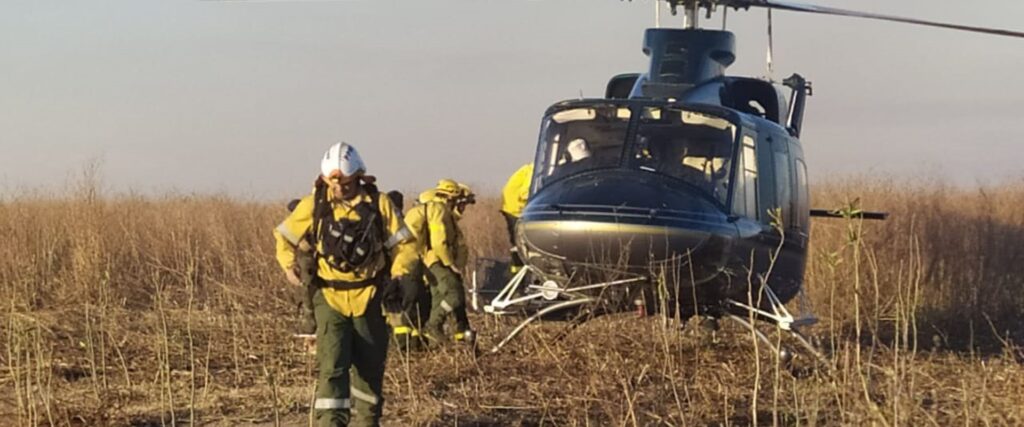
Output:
top-left (1, 176), bottom-right (1023, 426)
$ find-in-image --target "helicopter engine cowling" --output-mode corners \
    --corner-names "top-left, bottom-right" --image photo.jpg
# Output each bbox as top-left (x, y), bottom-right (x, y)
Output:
top-left (633, 29), bottom-right (736, 99)
top-left (516, 169), bottom-right (736, 284)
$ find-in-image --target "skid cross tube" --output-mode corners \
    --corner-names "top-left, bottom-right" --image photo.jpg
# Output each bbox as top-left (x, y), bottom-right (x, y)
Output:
top-left (485, 266), bottom-right (646, 313)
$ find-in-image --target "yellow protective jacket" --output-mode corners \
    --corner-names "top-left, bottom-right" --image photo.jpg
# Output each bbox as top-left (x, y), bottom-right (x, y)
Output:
top-left (405, 196), bottom-right (468, 271)
top-left (501, 163), bottom-right (534, 217)
top-left (274, 188), bottom-right (415, 317)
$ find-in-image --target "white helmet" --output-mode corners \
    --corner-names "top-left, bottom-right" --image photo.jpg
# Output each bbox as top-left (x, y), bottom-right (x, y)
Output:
top-left (320, 142), bottom-right (367, 178)
top-left (567, 138), bottom-right (591, 162)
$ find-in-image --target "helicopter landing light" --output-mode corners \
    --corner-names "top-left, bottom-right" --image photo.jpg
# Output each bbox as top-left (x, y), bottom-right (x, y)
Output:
top-left (616, 108), bottom-right (632, 119)
top-left (552, 108), bottom-right (596, 123)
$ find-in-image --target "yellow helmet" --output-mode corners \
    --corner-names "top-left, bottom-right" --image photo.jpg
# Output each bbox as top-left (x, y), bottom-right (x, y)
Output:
top-left (435, 178), bottom-right (460, 198)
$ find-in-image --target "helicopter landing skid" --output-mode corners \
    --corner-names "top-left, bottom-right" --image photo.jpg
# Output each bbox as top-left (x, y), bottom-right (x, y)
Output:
top-left (723, 284), bottom-right (817, 331)
top-left (479, 265), bottom-right (647, 352)
top-left (481, 265), bottom-right (646, 315)
top-left (722, 285), bottom-right (828, 368)
top-left (489, 297), bottom-right (595, 353)
top-left (724, 313), bottom-right (828, 368)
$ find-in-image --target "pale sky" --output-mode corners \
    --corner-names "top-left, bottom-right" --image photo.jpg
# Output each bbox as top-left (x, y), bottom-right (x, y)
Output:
top-left (2, 0), bottom-right (1023, 199)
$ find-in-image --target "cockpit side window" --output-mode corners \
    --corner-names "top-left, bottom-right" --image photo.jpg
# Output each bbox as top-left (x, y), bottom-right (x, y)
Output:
top-left (771, 137), bottom-right (794, 228)
top-left (794, 158), bottom-right (810, 231)
top-left (732, 133), bottom-right (759, 220)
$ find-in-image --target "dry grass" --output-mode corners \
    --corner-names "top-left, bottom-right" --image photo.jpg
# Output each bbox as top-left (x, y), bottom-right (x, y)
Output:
top-left (1, 177), bottom-right (1022, 426)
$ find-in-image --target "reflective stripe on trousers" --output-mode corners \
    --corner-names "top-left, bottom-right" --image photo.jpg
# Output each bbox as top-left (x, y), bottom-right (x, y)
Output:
top-left (350, 387), bottom-right (380, 405)
top-left (314, 398), bottom-right (351, 409)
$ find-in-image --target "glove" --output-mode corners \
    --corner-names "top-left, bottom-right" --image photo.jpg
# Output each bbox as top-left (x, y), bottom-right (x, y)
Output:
top-left (400, 276), bottom-right (422, 311)
top-left (382, 276), bottom-right (403, 313)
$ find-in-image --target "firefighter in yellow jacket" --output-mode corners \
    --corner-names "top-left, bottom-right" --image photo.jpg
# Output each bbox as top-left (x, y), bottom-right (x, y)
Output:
top-left (418, 179), bottom-right (475, 343)
top-left (385, 189), bottom-right (439, 349)
top-left (500, 163), bottom-right (533, 271)
top-left (274, 142), bottom-right (414, 427)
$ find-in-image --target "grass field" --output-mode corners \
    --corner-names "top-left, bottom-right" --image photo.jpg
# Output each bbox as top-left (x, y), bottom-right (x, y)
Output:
top-left (1, 177), bottom-right (1022, 426)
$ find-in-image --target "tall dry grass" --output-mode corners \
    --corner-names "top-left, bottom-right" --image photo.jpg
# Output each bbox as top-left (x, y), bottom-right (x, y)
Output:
top-left (0, 177), bottom-right (1021, 425)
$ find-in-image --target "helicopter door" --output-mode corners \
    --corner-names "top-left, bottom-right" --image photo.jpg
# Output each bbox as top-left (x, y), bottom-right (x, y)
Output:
top-left (731, 130), bottom-right (799, 292)
top-left (760, 133), bottom-right (805, 295)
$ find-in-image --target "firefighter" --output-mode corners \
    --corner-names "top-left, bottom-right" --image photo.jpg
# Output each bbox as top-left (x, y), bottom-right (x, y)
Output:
top-left (421, 179), bottom-right (475, 344)
top-left (385, 189), bottom-right (442, 350)
top-left (500, 163), bottom-right (533, 272)
top-left (274, 142), bottom-right (414, 427)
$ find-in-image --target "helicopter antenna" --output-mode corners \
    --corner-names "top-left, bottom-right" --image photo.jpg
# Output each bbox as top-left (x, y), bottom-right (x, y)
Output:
top-left (655, 0), bottom-right (661, 28)
top-left (679, 0), bottom-right (698, 29)
top-left (766, 8), bottom-right (774, 79)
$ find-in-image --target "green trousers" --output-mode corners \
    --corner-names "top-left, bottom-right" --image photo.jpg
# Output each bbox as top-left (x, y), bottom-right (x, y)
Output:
top-left (423, 263), bottom-right (471, 340)
top-left (313, 288), bottom-right (388, 427)
top-left (387, 262), bottom-right (433, 351)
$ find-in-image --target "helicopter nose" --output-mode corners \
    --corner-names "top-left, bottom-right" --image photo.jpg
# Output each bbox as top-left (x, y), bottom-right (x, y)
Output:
top-left (518, 169), bottom-right (735, 271)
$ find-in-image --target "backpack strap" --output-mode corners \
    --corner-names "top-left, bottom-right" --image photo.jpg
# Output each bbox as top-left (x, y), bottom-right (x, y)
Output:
top-left (310, 179), bottom-right (329, 262)
top-left (368, 188), bottom-right (389, 261)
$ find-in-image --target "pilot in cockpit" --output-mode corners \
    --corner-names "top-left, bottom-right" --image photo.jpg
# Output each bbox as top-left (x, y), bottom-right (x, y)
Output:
top-left (566, 138), bottom-right (592, 163)
top-left (554, 138), bottom-right (594, 178)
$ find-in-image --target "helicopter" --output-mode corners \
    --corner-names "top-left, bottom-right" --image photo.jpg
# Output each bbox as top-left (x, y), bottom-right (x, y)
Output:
top-left (471, 0), bottom-right (1024, 354)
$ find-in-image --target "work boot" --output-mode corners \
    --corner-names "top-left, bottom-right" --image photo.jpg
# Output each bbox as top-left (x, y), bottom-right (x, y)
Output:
top-left (392, 326), bottom-right (423, 352)
top-left (421, 323), bottom-right (449, 348)
top-left (453, 329), bottom-right (475, 345)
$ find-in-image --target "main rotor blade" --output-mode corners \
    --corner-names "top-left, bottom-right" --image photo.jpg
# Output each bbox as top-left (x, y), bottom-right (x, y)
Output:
top-left (743, 0), bottom-right (1024, 39)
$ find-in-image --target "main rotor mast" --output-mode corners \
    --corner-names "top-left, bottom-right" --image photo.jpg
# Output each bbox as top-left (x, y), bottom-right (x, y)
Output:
top-left (665, 0), bottom-right (718, 29)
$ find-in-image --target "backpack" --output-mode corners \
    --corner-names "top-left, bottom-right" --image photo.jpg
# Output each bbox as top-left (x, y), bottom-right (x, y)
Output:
top-left (310, 181), bottom-right (386, 274)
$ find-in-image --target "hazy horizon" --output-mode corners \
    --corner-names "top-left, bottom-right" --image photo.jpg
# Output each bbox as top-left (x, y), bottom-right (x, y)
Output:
top-left (3, 0), bottom-right (1023, 200)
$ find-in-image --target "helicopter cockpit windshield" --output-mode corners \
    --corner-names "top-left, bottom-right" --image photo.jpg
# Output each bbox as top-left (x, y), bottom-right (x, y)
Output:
top-left (532, 102), bottom-right (737, 207)
top-left (631, 107), bottom-right (736, 205)
top-left (532, 104), bottom-right (632, 189)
